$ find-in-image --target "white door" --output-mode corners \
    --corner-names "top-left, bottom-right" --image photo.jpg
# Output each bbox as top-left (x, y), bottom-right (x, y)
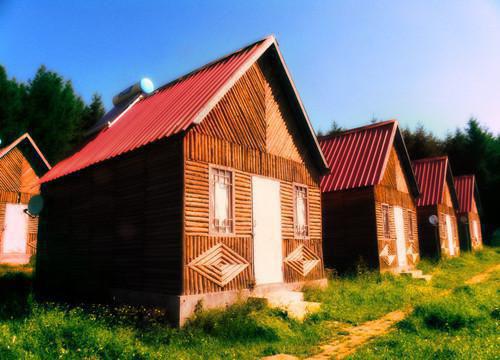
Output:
top-left (393, 206), bottom-right (407, 268)
top-left (445, 215), bottom-right (455, 256)
top-left (472, 220), bottom-right (479, 242)
top-left (2, 204), bottom-right (28, 254)
top-left (252, 176), bottom-right (283, 285)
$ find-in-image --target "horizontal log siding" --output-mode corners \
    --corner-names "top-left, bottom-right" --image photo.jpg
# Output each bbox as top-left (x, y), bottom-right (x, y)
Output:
top-left (36, 139), bottom-right (183, 300)
top-left (0, 147), bottom-right (41, 259)
top-left (416, 206), bottom-right (440, 258)
top-left (322, 188), bottom-right (379, 271)
top-left (185, 132), bottom-right (317, 186)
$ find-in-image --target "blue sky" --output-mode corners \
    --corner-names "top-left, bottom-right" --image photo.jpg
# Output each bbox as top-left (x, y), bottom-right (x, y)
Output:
top-left (1, 0), bottom-right (499, 136)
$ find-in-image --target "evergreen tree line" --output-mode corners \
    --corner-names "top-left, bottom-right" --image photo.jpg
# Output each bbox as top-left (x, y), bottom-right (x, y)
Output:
top-left (321, 119), bottom-right (500, 240)
top-left (1, 64), bottom-right (498, 239)
top-left (0, 65), bottom-right (105, 163)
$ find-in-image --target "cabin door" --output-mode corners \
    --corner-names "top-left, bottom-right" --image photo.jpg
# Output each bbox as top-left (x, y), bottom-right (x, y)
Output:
top-left (393, 206), bottom-right (407, 268)
top-left (252, 176), bottom-right (283, 285)
top-left (2, 204), bottom-right (28, 255)
top-left (445, 215), bottom-right (455, 256)
top-left (472, 220), bottom-right (479, 244)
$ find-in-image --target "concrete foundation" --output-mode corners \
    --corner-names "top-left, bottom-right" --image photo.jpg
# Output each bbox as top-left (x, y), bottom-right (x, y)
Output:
top-left (111, 278), bottom-right (327, 326)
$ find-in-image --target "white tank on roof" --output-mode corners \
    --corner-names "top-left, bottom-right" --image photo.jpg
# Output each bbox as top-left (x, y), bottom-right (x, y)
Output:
top-left (112, 78), bottom-right (154, 106)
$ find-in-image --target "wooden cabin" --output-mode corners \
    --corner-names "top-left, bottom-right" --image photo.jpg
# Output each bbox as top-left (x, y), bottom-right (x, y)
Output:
top-left (412, 157), bottom-right (460, 258)
top-left (319, 120), bottom-right (421, 273)
top-left (35, 36), bottom-right (329, 325)
top-left (0, 134), bottom-right (51, 264)
top-left (454, 175), bottom-right (483, 250)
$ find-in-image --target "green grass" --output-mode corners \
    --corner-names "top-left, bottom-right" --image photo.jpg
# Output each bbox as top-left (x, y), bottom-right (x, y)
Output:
top-left (0, 247), bottom-right (497, 359)
top-left (348, 269), bottom-right (499, 359)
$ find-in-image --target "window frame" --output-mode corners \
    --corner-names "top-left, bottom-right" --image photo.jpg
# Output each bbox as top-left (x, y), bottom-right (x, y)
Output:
top-left (208, 165), bottom-right (235, 236)
top-left (293, 183), bottom-right (310, 239)
top-left (407, 209), bottom-right (416, 239)
top-left (381, 204), bottom-right (391, 239)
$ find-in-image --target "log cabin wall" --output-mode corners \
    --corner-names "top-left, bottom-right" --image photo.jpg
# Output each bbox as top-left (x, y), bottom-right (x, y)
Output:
top-left (465, 197), bottom-right (483, 249)
top-left (0, 147), bottom-right (40, 257)
top-left (436, 182), bottom-right (460, 257)
top-left (182, 58), bottom-right (324, 295)
top-left (416, 184), bottom-right (460, 258)
top-left (36, 138), bottom-right (183, 300)
top-left (321, 188), bottom-right (379, 272)
top-left (374, 147), bottom-right (419, 271)
top-left (416, 205), bottom-right (441, 257)
top-left (467, 212), bottom-right (482, 249)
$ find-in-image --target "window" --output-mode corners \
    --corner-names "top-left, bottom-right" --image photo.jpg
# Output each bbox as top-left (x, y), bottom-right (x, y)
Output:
top-left (209, 167), bottom-right (234, 234)
top-left (382, 204), bottom-right (390, 238)
top-left (407, 210), bottom-right (415, 238)
top-left (294, 185), bottom-right (309, 238)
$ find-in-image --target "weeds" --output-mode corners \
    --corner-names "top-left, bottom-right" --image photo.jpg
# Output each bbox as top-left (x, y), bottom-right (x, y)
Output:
top-left (0, 247), bottom-right (497, 359)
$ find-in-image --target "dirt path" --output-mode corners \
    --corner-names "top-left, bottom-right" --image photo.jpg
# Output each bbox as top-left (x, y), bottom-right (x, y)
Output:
top-left (307, 309), bottom-right (409, 360)
top-left (465, 264), bottom-right (500, 285)
top-left (263, 264), bottom-right (500, 360)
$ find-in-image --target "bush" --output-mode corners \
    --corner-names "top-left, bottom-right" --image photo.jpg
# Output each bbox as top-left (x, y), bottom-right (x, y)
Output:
top-left (184, 298), bottom-right (292, 342)
top-left (415, 300), bottom-right (483, 331)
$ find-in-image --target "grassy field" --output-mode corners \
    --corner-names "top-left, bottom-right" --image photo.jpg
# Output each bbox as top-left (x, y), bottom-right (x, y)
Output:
top-left (0, 247), bottom-right (497, 359)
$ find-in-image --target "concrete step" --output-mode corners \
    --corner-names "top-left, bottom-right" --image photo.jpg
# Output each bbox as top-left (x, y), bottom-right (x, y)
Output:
top-left (253, 291), bottom-right (321, 321)
top-left (263, 290), bottom-right (304, 306)
top-left (415, 274), bottom-right (433, 282)
top-left (0, 253), bottom-right (30, 265)
top-left (398, 269), bottom-right (432, 282)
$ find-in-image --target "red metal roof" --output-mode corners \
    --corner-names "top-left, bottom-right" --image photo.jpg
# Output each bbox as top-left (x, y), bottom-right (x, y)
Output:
top-left (454, 175), bottom-right (476, 213)
top-left (412, 157), bottom-right (449, 206)
top-left (41, 35), bottom-right (328, 183)
top-left (38, 37), bottom-right (269, 182)
top-left (319, 120), bottom-right (400, 192)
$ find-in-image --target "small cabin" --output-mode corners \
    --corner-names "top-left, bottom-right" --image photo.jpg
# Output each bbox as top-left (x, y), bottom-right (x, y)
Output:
top-left (412, 157), bottom-right (460, 258)
top-left (454, 175), bottom-right (483, 250)
top-left (319, 120), bottom-right (421, 273)
top-left (0, 134), bottom-right (50, 264)
top-left (35, 36), bottom-right (329, 325)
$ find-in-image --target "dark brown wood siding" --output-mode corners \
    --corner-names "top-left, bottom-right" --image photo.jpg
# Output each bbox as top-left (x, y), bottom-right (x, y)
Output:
top-left (322, 188), bottom-right (378, 271)
top-left (416, 205), bottom-right (440, 258)
top-left (36, 138), bottom-right (183, 299)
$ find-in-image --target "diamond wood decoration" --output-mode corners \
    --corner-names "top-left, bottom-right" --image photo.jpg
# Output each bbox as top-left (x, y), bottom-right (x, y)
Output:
top-left (379, 244), bottom-right (396, 266)
top-left (285, 245), bottom-right (320, 277)
top-left (406, 243), bottom-right (419, 264)
top-left (188, 243), bottom-right (249, 287)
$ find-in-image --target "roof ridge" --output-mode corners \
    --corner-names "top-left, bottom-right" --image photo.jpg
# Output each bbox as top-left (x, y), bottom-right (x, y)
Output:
top-left (455, 174), bottom-right (475, 180)
top-left (318, 119), bottom-right (397, 141)
top-left (412, 156), bottom-right (448, 164)
top-left (149, 35), bottom-right (274, 98)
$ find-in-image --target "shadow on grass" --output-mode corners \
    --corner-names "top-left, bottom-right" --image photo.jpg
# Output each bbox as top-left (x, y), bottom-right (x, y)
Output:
top-left (0, 271), bottom-right (33, 319)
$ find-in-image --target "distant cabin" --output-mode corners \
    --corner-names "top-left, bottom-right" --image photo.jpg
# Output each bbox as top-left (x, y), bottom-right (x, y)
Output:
top-left (0, 134), bottom-right (50, 264)
top-left (35, 36), bottom-right (329, 325)
top-left (412, 157), bottom-right (460, 258)
top-left (319, 120), bottom-right (421, 273)
top-left (454, 175), bottom-right (483, 250)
